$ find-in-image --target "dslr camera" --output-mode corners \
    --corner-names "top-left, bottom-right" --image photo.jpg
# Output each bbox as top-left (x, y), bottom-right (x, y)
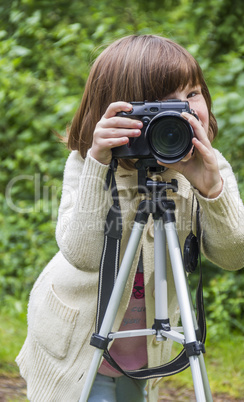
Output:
top-left (112, 100), bottom-right (197, 164)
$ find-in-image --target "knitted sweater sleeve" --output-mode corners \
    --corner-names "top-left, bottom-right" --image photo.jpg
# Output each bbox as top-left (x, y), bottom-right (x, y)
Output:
top-left (55, 150), bottom-right (112, 270)
top-left (193, 150), bottom-right (244, 270)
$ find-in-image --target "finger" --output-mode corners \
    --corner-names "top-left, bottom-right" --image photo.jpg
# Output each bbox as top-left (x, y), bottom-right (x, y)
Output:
top-left (192, 137), bottom-right (216, 164)
top-left (95, 135), bottom-right (130, 150)
top-left (99, 127), bottom-right (142, 139)
top-left (181, 112), bottom-right (210, 145)
top-left (99, 116), bottom-right (143, 131)
top-left (103, 102), bottom-right (133, 119)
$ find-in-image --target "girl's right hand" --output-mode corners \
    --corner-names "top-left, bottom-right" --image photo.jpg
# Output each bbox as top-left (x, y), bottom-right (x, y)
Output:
top-left (90, 102), bottom-right (143, 165)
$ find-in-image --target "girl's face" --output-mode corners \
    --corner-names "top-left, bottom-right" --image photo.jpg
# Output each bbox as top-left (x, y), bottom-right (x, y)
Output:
top-left (164, 84), bottom-right (209, 136)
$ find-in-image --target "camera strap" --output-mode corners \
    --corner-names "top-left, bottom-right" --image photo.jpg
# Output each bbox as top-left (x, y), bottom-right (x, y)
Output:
top-left (95, 159), bottom-right (122, 333)
top-left (94, 161), bottom-right (206, 379)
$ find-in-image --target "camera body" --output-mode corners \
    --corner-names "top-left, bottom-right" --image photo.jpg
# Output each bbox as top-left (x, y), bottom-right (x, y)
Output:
top-left (112, 100), bottom-right (196, 164)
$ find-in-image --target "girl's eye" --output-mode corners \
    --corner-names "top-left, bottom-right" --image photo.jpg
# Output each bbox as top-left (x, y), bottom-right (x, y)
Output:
top-left (187, 91), bottom-right (197, 98)
top-left (187, 87), bottom-right (201, 98)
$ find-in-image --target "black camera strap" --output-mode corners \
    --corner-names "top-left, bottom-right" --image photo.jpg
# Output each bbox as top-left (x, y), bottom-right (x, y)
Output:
top-left (94, 161), bottom-right (206, 380)
top-left (95, 159), bottom-right (122, 333)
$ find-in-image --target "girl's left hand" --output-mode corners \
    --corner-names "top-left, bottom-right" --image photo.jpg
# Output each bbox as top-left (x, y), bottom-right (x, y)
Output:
top-left (157, 112), bottom-right (223, 199)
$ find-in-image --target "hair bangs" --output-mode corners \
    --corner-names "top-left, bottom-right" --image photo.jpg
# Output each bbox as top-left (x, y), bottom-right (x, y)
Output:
top-left (142, 40), bottom-right (203, 101)
top-left (164, 54), bottom-right (201, 93)
top-left (111, 36), bottom-right (205, 103)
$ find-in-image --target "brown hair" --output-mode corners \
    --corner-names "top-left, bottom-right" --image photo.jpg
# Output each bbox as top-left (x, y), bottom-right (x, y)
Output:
top-left (67, 35), bottom-right (218, 165)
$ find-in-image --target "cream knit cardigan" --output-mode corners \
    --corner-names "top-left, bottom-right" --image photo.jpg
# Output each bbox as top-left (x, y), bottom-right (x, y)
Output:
top-left (16, 149), bottom-right (244, 402)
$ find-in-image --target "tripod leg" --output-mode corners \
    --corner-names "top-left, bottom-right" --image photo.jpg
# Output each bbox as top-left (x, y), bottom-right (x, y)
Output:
top-left (154, 218), bottom-right (169, 340)
top-left (80, 220), bottom-right (145, 401)
top-left (199, 353), bottom-right (213, 402)
top-left (184, 266), bottom-right (213, 402)
top-left (164, 221), bottom-right (212, 402)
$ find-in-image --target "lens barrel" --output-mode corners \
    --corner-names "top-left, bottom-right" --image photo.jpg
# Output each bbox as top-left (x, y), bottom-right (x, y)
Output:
top-left (147, 112), bottom-right (193, 163)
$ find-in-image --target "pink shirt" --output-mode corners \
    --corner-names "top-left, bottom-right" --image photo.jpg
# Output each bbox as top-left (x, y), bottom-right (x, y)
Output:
top-left (98, 272), bottom-right (148, 377)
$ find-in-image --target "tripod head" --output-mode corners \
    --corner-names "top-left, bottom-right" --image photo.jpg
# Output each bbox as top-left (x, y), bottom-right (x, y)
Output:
top-left (134, 159), bottom-right (178, 223)
top-left (135, 159), bottom-right (199, 274)
top-left (135, 158), bottom-right (178, 195)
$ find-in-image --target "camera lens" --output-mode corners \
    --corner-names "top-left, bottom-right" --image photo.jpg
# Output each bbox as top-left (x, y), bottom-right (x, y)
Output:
top-left (147, 114), bottom-right (193, 163)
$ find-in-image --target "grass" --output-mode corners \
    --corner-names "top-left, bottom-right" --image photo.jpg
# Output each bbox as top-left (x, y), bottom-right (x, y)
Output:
top-left (158, 331), bottom-right (244, 399)
top-left (0, 302), bottom-right (28, 376)
top-left (0, 305), bottom-right (243, 400)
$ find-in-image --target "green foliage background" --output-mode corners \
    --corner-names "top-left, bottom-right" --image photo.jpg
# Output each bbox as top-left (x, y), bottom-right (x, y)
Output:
top-left (1, 0), bottom-right (244, 341)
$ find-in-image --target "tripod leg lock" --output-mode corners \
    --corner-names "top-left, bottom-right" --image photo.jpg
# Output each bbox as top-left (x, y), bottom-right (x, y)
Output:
top-left (184, 341), bottom-right (206, 358)
top-left (153, 318), bottom-right (171, 331)
top-left (90, 333), bottom-right (111, 350)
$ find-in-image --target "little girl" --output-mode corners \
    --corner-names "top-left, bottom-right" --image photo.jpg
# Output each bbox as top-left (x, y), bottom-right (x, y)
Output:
top-left (16, 35), bottom-right (244, 402)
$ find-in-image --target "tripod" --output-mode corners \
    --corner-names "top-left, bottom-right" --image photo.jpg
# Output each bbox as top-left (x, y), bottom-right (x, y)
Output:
top-left (80, 161), bottom-right (213, 402)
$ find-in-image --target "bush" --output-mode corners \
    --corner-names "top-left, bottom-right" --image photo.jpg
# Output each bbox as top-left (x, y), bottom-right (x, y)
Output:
top-left (0, 0), bottom-right (243, 340)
